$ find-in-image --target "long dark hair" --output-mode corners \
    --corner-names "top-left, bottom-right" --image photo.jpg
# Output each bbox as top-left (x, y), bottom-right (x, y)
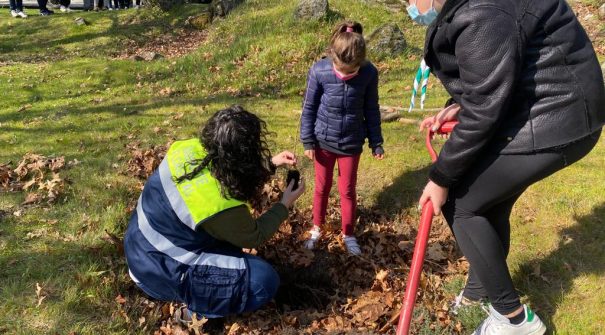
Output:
top-left (175, 105), bottom-right (273, 202)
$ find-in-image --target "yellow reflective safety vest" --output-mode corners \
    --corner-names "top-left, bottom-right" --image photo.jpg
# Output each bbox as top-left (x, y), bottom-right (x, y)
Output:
top-left (164, 138), bottom-right (247, 228)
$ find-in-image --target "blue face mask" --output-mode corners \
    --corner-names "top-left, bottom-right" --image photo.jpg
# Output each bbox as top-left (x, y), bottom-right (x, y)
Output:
top-left (407, 0), bottom-right (439, 26)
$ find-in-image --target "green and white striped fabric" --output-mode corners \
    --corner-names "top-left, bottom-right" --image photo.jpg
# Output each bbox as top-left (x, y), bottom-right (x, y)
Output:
top-left (408, 58), bottom-right (431, 112)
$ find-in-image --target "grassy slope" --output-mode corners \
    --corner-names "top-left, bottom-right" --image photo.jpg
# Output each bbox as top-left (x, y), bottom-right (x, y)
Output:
top-left (0, 0), bottom-right (603, 334)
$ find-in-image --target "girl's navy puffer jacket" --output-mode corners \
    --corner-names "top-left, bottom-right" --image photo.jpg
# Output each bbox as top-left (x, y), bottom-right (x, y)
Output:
top-left (300, 58), bottom-right (383, 152)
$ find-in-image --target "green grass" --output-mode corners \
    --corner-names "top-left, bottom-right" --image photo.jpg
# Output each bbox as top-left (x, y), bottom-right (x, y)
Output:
top-left (0, 1), bottom-right (604, 334)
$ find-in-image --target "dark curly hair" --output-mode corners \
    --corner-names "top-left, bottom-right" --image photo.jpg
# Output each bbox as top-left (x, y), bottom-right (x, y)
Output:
top-left (175, 105), bottom-right (274, 203)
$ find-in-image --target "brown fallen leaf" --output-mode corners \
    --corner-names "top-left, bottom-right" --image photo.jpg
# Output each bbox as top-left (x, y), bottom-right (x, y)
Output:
top-left (115, 294), bottom-right (127, 305)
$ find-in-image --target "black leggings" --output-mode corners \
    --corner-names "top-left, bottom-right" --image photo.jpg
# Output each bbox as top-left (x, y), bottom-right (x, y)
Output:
top-left (442, 130), bottom-right (601, 315)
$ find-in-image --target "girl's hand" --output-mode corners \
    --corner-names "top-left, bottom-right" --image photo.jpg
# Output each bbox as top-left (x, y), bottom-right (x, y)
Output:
top-left (418, 180), bottom-right (449, 216)
top-left (372, 146), bottom-right (385, 160)
top-left (272, 151), bottom-right (297, 167)
top-left (280, 178), bottom-right (306, 208)
top-left (419, 103), bottom-right (461, 133)
top-left (304, 149), bottom-right (315, 161)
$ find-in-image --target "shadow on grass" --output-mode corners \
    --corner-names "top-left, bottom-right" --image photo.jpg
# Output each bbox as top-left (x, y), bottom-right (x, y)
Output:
top-left (513, 203), bottom-right (605, 334)
top-left (0, 5), bottom-right (208, 62)
top-left (371, 164), bottom-right (430, 221)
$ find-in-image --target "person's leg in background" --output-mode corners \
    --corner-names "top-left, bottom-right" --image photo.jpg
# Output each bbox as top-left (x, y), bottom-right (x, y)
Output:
top-left (9, 0), bottom-right (18, 16)
top-left (59, 0), bottom-right (71, 12)
top-left (37, 0), bottom-right (53, 15)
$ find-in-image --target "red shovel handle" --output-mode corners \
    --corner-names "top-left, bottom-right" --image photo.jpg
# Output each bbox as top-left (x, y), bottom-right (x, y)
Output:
top-left (425, 121), bottom-right (458, 163)
top-left (396, 120), bottom-right (458, 335)
top-left (396, 201), bottom-right (434, 335)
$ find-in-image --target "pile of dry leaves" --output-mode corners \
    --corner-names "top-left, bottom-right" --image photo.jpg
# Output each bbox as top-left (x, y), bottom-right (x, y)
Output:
top-left (0, 154), bottom-right (70, 206)
top-left (125, 141), bottom-right (169, 181)
top-left (116, 28), bottom-right (208, 60)
top-left (118, 147), bottom-right (469, 335)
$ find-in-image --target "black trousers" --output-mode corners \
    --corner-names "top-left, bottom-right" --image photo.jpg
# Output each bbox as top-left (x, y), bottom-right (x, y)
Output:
top-left (36, 0), bottom-right (48, 11)
top-left (9, 0), bottom-right (23, 11)
top-left (442, 130), bottom-right (601, 315)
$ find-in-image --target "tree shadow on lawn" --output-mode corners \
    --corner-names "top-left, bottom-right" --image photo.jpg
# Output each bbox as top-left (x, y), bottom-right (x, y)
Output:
top-left (370, 164), bottom-right (430, 223)
top-left (0, 7), bottom-right (204, 61)
top-left (513, 203), bottom-right (605, 334)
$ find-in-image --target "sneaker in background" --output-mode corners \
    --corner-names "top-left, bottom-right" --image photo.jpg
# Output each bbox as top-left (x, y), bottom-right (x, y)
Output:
top-left (11, 10), bottom-right (19, 17)
top-left (40, 9), bottom-right (54, 15)
top-left (17, 10), bottom-right (28, 17)
top-left (472, 304), bottom-right (546, 335)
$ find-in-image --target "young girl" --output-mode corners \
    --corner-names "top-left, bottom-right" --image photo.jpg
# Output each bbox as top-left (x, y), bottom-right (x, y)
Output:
top-left (300, 21), bottom-right (384, 256)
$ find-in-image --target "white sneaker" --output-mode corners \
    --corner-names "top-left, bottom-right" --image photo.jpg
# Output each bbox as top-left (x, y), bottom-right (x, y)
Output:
top-left (304, 227), bottom-right (321, 250)
top-left (472, 304), bottom-right (546, 335)
top-left (10, 10), bottom-right (19, 17)
top-left (59, 5), bottom-right (71, 12)
top-left (343, 235), bottom-right (361, 255)
top-left (108, 7), bottom-right (114, 10)
top-left (17, 10), bottom-right (27, 17)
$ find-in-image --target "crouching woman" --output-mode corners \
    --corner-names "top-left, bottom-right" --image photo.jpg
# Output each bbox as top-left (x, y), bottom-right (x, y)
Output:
top-left (124, 105), bottom-right (305, 321)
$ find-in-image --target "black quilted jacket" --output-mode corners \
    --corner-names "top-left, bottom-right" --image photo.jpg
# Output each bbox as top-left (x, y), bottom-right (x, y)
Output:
top-left (426, 0), bottom-right (605, 187)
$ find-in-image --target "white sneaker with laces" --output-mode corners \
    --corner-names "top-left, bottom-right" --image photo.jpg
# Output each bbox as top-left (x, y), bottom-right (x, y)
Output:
top-left (11, 10), bottom-right (19, 17)
top-left (304, 227), bottom-right (321, 250)
top-left (60, 5), bottom-right (71, 12)
top-left (472, 304), bottom-right (546, 335)
top-left (343, 235), bottom-right (361, 255)
top-left (17, 10), bottom-right (28, 17)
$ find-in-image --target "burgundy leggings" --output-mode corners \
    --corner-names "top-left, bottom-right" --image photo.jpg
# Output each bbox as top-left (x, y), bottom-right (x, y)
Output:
top-left (312, 149), bottom-right (361, 236)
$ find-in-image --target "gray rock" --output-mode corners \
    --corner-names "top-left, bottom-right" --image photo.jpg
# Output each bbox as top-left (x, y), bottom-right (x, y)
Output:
top-left (74, 17), bottom-right (87, 26)
top-left (366, 23), bottom-right (407, 59)
top-left (132, 52), bottom-right (164, 61)
top-left (599, 3), bottom-right (605, 20)
top-left (212, 0), bottom-right (244, 17)
top-left (187, 11), bottom-right (213, 30)
top-left (294, 0), bottom-right (329, 21)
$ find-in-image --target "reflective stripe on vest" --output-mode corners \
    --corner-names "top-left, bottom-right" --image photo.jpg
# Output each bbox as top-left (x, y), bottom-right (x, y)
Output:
top-left (161, 139), bottom-right (246, 230)
top-left (135, 195), bottom-right (246, 269)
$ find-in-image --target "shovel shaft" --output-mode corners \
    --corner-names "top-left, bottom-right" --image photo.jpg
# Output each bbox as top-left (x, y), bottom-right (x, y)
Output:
top-left (396, 120), bottom-right (458, 335)
top-left (396, 201), bottom-right (434, 335)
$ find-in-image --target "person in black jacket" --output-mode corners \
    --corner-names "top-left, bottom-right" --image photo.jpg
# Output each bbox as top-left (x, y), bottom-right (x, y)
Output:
top-left (300, 21), bottom-right (385, 256)
top-left (409, 0), bottom-right (605, 334)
